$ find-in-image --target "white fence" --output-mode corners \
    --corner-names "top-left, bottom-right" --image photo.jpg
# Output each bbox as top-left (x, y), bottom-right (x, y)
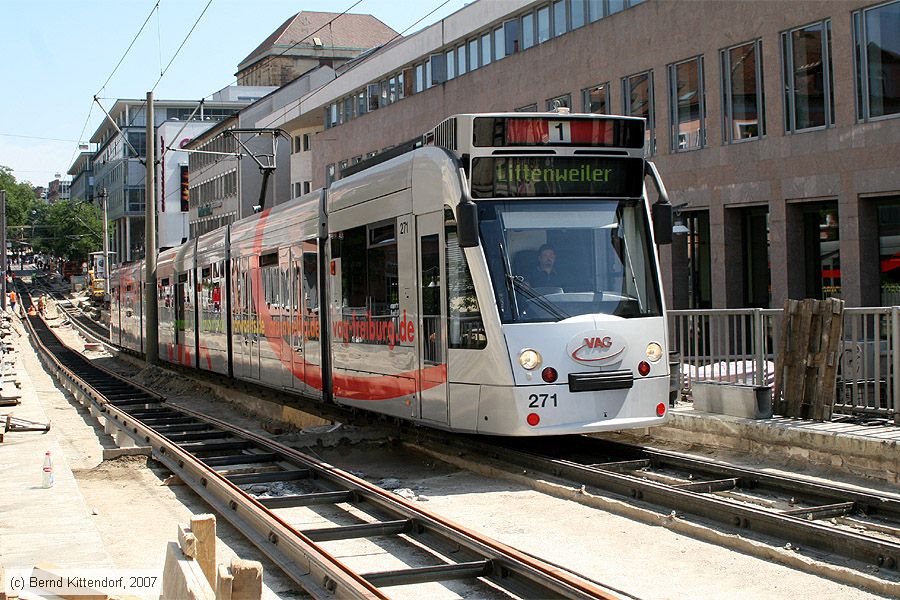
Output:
top-left (668, 307), bottom-right (900, 424)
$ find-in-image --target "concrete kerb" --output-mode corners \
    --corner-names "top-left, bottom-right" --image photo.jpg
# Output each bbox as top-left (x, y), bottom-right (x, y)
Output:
top-left (610, 409), bottom-right (900, 486)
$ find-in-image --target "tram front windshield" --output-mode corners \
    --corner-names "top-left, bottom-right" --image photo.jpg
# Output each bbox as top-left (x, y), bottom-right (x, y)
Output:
top-left (478, 199), bottom-right (662, 323)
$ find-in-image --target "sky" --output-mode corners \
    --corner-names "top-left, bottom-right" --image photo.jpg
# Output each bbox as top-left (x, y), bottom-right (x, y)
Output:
top-left (0, 0), bottom-right (470, 187)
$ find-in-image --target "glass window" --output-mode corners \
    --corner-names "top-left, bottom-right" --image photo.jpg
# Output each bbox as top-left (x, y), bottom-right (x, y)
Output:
top-left (515, 103), bottom-right (539, 112)
top-left (553, 0), bottom-right (567, 37)
top-left (481, 32), bottom-right (492, 67)
top-left (357, 90), bottom-right (366, 116)
top-left (445, 207), bottom-right (486, 349)
top-left (537, 6), bottom-right (551, 43)
top-left (781, 19), bottom-right (834, 131)
top-left (572, 0), bottom-right (586, 29)
top-left (721, 40), bottom-right (765, 142)
top-left (446, 49), bottom-right (456, 80)
top-left (335, 223), bottom-right (398, 333)
top-left (367, 84), bottom-right (380, 112)
top-left (426, 60), bottom-right (433, 88)
top-left (388, 76), bottom-right (397, 103)
top-left (582, 83), bottom-right (609, 113)
top-left (522, 13), bottom-right (535, 49)
top-left (878, 200), bottom-right (900, 305)
top-left (623, 70), bottom-right (655, 154)
top-left (801, 203), bottom-right (840, 300)
top-left (457, 45), bottom-right (467, 76)
top-left (403, 67), bottom-right (415, 96)
top-left (504, 19), bottom-right (520, 55)
top-left (302, 133), bottom-right (311, 151)
top-left (494, 27), bottom-right (505, 61)
top-left (477, 199), bottom-right (663, 323)
top-left (853, 1), bottom-right (900, 121)
top-left (546, 93), bottom-right (572, 111)
top-left (469, 38), bottom-right (479, 71)
top-left (669, 56), bottom-right (705, 151)
top-left (415, 64), bottom-right (424, 93)
top-left (588, 0), bottom-right (604, 22)
top-left (343, 96), bottom-right (353, 121)
top-left (608, 0), bottom-right (626, 15)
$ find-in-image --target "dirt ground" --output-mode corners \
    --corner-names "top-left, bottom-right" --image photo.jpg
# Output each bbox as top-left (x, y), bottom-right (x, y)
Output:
top-left (26, 297), bottom-right (899, 599)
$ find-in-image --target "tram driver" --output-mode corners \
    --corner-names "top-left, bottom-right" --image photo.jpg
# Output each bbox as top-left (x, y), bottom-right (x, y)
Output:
top-left (527, 244), bottom-right (565, 291)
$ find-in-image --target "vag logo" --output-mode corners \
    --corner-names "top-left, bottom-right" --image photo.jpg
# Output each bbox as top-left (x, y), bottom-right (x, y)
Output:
top-left (567, 331), bottom-right (625, 364)
top-left (584, 336), bottom-right (613, 349)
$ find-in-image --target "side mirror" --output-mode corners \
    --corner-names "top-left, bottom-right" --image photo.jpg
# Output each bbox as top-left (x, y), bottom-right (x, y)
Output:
top-left (457, 202), bottom-right (480, 248)
top-left (652, 202), bottom-right (673, 245)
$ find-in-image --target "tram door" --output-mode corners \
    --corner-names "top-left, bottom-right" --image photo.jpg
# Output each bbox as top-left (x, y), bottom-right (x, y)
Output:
top-left (175, 274), bottom-right (187, 352)
top-left (416, 211), bottom-right (449, 424)
top-left (242, 256), bottom-right (261, 380)
top-left (289, 246), bottom-right (305, 389)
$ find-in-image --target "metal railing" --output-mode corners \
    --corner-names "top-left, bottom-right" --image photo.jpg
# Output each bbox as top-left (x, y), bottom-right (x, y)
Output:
top-left (669, 307), bottom-right (900, 424)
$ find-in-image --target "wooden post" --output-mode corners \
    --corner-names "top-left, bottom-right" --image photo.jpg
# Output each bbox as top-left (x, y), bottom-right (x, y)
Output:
top-left (191, 514), bottom-right (217, 590)
top-left (230, 559), bottom-right (263, 600)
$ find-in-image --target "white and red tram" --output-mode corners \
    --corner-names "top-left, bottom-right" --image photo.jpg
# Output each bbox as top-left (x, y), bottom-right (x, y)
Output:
top-left (110, 111), bottom-right (674, 435)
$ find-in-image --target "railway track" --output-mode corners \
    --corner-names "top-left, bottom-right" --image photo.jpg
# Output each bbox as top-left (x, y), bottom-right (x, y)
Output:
top-left (407, 430), bottom-right (900, 583)
top-left (17, 286), bottom-right (626, 599)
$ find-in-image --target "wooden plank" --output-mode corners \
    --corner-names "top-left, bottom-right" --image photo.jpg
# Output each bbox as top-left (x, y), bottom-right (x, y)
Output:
top-left (230, 559), bottom-right (263, 600)
top-left (773, 299), bottom-right (792, 415)
top-left (178, 524), bottom-right (197, 558)
top-left (804, 301), bottom-right (827, 419)
top-left (160, 541), bottom-right (215, 600)
top-left (820, 298), bottom-right (845, 421)
top-left (215, 565), bottom-right (233, 600)
top-left (191, 514), bottom-right (217, 591)
top-left (786, 300), bottom-right (813, 417)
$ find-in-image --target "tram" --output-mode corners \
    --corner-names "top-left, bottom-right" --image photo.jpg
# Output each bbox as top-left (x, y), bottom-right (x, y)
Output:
top-left (109, 111), bottom-right (674, 435)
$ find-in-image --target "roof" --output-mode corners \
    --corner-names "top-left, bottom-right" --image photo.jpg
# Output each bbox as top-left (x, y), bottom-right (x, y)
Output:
top-left (238, 11), bottom-right (397, 70)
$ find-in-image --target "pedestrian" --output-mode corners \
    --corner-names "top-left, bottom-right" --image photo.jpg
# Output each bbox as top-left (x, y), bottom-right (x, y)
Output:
top-left (37, 294), bottom-right (46, 316)
top-left (8, 290), bottom-right (16, 314)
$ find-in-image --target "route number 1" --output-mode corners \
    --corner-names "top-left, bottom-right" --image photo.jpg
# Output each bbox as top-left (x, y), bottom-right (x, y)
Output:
top-left (549, 120), bottom-right (571, 143)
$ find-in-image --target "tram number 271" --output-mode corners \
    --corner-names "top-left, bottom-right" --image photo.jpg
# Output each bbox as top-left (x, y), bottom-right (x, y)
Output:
top-left (528, 393), bottom-right (558, 408)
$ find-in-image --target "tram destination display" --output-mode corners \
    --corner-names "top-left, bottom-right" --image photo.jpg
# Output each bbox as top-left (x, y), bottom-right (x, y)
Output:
top-left (470, 156), bottom-right (644, 198)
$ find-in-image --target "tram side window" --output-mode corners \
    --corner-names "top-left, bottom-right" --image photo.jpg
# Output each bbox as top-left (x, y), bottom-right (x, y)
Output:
top-left (335, 222), bottom-right (399, 329)
top-left (446, 208), bottom-right (486, 349)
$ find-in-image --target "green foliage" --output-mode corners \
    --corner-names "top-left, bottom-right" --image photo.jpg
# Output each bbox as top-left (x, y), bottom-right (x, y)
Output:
top-left (0, 165), bottom-right (107, 263)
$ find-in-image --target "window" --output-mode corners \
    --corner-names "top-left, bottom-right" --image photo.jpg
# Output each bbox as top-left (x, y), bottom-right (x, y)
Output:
top-left (403, 67), bottom-right (415, 96)
top-left (546, 93), bottom-right (572, 111)
top-left (367, 83), bottom-right (380, 111)
top-left (445, 208), bottom-right (486, 349)
top-left (582, 83), bottom-right (609, 113)
top-left (468, 39), bottom-right (479, 71)
top-left (335, 222), bottom-right (398, 330)
top-left (457, 45), bottom-right (467, 76)
top-left (537, 5), bottom-right (551, 43)
top-left (425, 61), bottom-right (433, 89)
top-left (343, 96), bottom-right (353, 122)
top-left (303, 181), bottom-right (311, 194)
top-left (504, 19), bottom-right (520, 55)
top-left (668, 56), bottom-right (706, 151)
top-left (302, 133), bottom-right (311, 151)
top-left (356, 90), bottom-right (367, 116)
top-left (608, 0), bottom-right (626, 15)
top-left (553, 0), bottom-right (567, 37)
top-left (623, 70), bottom-right (655, 154)
top-left (588, 0), bottom-right (604, 22)
top-left (415, 64), bottom-right (425, 93)
top-left (494, 27), bottom-right (505, 61)
top-left (430, 53), bottom-right (446, 85)
top-left (572, 0), bottom-right (586, 28)
top-left (446, 49), bottom-right (456, 80)
top-left (516, 103), bottom-right (538, 112)
top-left (721, 40), bottom-right (765, 142)
top-left (782, 19), bottom-right (834, 132)
top-left (481, 32), bottom-right (492, 67)
top-left (853, 0), bottom-right (900, 121)
top-left (397, 72), bottom-right (405, 100)
top-left (293, 136), bottom-right (302, 153)
top-left (522, 13), bottom-right (535, 49)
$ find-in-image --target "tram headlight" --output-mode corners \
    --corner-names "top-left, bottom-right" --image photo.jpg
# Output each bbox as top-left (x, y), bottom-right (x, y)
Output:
top-left (518, 348), bottom-right (542, 370)
top-left (646, 342), bottom-right (663, 363)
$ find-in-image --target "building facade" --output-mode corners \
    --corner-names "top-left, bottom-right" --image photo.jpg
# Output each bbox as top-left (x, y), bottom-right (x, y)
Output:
top-left (87, 87), bottom-right (274, 262)
top-left (67, 152), bottom-right (95, 203)
top-left (186, 68), bottom-right (334, 239)
top-left (236, 11), bottom-right (396, 86)
top-left (270, 0), bottom-right (900, 309)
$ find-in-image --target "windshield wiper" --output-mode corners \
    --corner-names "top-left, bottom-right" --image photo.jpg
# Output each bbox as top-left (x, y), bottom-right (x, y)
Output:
top-left (498, 241), bottom-right (520, 320)
top-left (510, 276), bottom-right (571, 321)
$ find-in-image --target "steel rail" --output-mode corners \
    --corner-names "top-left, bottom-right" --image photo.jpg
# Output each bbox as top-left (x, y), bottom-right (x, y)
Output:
top-left (18, 288), bottom-right (624, 600)
top-left (408, 431), bottom-right (900, 573)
